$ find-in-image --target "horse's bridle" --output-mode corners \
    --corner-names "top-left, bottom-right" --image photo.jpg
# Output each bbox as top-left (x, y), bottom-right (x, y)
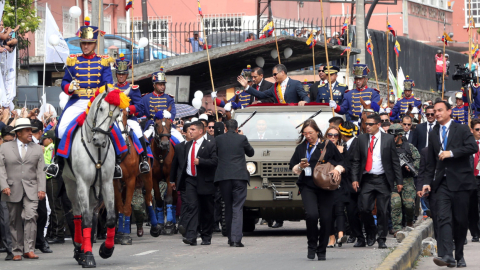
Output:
top-left (153, 119), bottom-right (172, 163)
top-left (85, 93), bottom-right (118, 145)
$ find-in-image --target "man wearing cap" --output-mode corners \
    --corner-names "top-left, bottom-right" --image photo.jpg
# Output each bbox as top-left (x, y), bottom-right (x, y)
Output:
top-left (46, 18), bottom-right (113, 177)
top-left (330, 59), bottom-right (380, 122)
top-left (452, 91), bottom-right (468, 125)
top-left (309, 64), bottom-right (328, 102)
top-left (114, 54), bottom-right (150, 175)
top-left (185, 31), bottom-right (204, 52)
top-left (0, 118), bottom-right (46, 261)
top-left (389, 76), bottom-right (422, 121)
top-left (0, 126), bottom-right (14, 260)
top-left (315, 65), bottom-right (347, 105)
top-left (214, 66), bottom-right (253, 110)
top-left (142, 67), bottom-right (177, 120)
top-left (435, 50), bottom-right (446, 93)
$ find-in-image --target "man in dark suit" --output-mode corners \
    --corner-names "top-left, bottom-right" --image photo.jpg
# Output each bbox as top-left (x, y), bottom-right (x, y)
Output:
top-left (351, 114), bottom-right (403, 249)
top-left (423, 101), bottom-right (477, 268)
top-left (251, 67), bottom-right (275, 104)
top-left (413, 106), bottom-right (436, 151)
top-left (214, 119), bottom-right (254, 247)
top-left (178, 121), bottom-right (218, 246)
top-left (237, 64), bottom-right (310, 105)
top-left (308, 64), bottom-right (328, 102)
top-left (468, 119), bottom-right (480, 243)
top-left (401, 115), bottom-right (416, 144)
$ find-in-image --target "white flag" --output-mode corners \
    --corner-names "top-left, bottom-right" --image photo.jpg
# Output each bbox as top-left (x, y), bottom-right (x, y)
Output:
top-left (3, 48), bottom-right (16, 107)
top-left (45, 5), bottom-right (69, 64)
top-left (0, 2), bottom-right (5, 22)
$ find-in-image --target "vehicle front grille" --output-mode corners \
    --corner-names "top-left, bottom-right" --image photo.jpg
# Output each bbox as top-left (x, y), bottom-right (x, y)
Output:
top-left (261, 162), bottom-right (296, 178)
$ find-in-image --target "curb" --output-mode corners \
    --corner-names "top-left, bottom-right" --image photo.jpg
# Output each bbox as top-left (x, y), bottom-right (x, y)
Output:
top-left (376, 219), bottom-right (434, 270)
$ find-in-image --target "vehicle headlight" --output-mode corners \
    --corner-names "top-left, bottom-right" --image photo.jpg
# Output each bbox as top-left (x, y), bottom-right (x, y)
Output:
top-left (246, 162), bottom-right (256, 175)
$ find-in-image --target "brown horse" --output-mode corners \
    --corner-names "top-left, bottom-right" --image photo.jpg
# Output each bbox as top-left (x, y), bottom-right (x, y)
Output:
top-left (151, 106), bottom-right (178, 235)
top-left (360, 98), bottom-right (383, 134)
top-left (113, 110), bottom-right (161, 245)
top-left (404, 104), bottom-right (423, 126)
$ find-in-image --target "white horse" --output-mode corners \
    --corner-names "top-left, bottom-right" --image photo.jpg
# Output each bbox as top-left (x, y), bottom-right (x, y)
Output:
top-left (62, 86), bottom-right (130, 268)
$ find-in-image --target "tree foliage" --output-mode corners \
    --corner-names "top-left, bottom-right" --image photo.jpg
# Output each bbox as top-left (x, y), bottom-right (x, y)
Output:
top-left (2, 0), bottom-right (41, 35)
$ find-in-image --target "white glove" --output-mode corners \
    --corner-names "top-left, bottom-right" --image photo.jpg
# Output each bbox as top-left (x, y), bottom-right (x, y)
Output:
top-left (224, 102), bottom-right (232, 112)
top-left (386, 108), bottom-right (391, 114)
top-left (404, 108), bottom-right (409, 114)
top-left (144, 125), bottom-right (154, 139)
top-left (411, 107), bottom-right (419, 114)
top-left (69, 79), bottom-right (79, 92)
top-left (364, 100), bottom-right (371, 106)
top-left (211, 91), bottom-right (217, 99)
top-left (352, 121), bottom-right (359, 128)
top-left (329, 100), bottom-right (337, 109)
top-left (379, 108), bottom-right (385, 113)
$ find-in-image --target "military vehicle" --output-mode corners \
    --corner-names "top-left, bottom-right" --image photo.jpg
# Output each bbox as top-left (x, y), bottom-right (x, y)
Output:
top-left (232, 104), bottom-right (337, 232)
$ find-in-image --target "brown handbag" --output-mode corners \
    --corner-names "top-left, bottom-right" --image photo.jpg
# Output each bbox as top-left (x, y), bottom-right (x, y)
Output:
top-left (313, 140), bottom-right (341, 190)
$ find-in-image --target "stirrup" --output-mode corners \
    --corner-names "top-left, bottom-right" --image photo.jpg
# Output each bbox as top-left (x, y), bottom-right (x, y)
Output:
top-left (139, 161), bottom-right (150, 174)
top-left (114, 165), bottom-right (123, 179)
top-left (44, 163), bottom-right (59, 178)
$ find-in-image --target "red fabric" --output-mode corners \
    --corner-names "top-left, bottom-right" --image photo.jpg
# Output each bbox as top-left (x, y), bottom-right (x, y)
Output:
top-left (248, 102), bottom-right (329, 107)
top-left (435, 55), bottom-right (446, 73)
top-left (104, 89), bottom-right (122, 106)
top-left (475, 141), bottom-right (479, 176)
top-left (105, 227), bottom-right (115, 249)
top-left (128, 105), bottom-right (137, 115)
top-left (73, 215), bottom-right (83, 245)
top-left (365, 135), bottom-right (375, 172)
top-left (256, 85), bottom-right (259, 91)
top-left (82, 53), bottom-right (96, 59)
top-left (191, 142), bottom-right (196, 176)
top-left (76, 112), bottom-right (87, 126)
top-left (152, 92), bottom-right (164, 97)
top-left (82, 228), bottom-right (92, 253)
top-left (64, 84), bottom-right (72, 94)
top-left (334, 106), bottom-right (341, 113)
top-left (215, 98), bottom-right (222, 106)
top-left (117, 81), bottom-right (128, 87)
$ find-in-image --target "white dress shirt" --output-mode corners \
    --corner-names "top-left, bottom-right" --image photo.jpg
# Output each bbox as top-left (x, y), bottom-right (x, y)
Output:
top-left (426, 120), bottom-right (436, 147)
top-left (16, 139), bottom-right (28, 158)
top-left (405, 131), bottom-right (410, 140)
top-left (186, 136), bottom-right (204, 177)
top-left (366, 130), bottom-right (384, 175)
top-left (257, 132), bottom-right (266, 140)
top-left (279, 77), bottom-right (290, 98)
top-left (345, 137), bottom-right (355, 151)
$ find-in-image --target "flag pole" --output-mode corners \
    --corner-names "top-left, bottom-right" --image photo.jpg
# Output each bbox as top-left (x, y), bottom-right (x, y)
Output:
top-left (43, 4), bottom-right (48, 101)
top-left (477, 32), bottom-right (479, 84)
top-left (386, 13), bottom-right (390, 96)
top-left (312, 43), bottom-right (316, 83)
top-left (199, 16), bottom-right (218, 121)
top-left (345, 19), bottom-right (350, 86)
top-left (130, 8), bottom-right (135, 85)
top-left (442, 19), bottom-right (446, 100)
top-left (395, 37), bottom-right (398, 80)
top-left (97, 0), bottom-right (101, 55)
top-left (320, 0), bottom-right (334, 116)
top-left (468, 0), bottom-right (473, 126)
top-left (273, 20), bottom-right (281, 64)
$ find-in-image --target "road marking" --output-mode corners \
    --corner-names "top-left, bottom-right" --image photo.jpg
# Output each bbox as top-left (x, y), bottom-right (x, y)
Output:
top-left (133, 250), bottom-right (159, 256)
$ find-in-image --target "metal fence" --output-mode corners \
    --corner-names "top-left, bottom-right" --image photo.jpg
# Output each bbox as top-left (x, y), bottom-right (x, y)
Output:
top-left (113, 16), bottom-right (351, 63)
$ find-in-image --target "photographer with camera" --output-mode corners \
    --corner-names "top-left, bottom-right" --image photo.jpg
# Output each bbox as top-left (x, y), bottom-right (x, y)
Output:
top-left (387, 123), bottom-right (420, 236)
top-left (185, 31), bottom-right (204, 53)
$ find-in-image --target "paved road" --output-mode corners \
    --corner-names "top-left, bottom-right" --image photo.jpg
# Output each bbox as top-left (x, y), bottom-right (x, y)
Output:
top-left (416, 236), bottom-right (480, 269)
top-left (0, 221), bottom-right (397, 270)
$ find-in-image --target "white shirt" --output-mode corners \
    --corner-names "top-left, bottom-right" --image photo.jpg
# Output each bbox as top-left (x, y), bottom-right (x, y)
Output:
top-left (16, 139), bottom-right (28, 158)
top-left (32, 136), bottom-right (39, 144)
top-left (186, 136), bottom-right (205, 177)
top-left (257, 132), bottom-right (266, 140)
top-left (345, 137), bottom-right (355, 151)
top-left (257, 79), bottom-right (263, 89)
top-left (405, 131), bottom-right (410, 140)
top-left (279, 77), bottom-right (290, 98)
top-left (365, 130), bottom-right (384, 175)
top-left (426, 120), bottom-right (436, 147)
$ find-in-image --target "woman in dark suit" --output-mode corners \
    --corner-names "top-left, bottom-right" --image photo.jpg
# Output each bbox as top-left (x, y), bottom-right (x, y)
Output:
top-left (289, 119), bottom-right (344, 260)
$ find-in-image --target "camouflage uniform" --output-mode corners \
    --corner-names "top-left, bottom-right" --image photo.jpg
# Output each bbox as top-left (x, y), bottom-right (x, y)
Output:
top-left (132, 188), bottom-right (146, 226)
top-left (391, 141), bottom-right (420, 232)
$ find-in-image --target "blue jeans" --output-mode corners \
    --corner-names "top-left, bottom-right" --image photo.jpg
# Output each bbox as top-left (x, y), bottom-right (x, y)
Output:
top-left (436, 72), bottom-right (443, 91)
top-left (421, 197), bottom-right (430, 213)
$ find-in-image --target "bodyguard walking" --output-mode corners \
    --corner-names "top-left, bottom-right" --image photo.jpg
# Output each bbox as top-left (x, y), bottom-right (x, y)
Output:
top-left (214, 120), bottom-right (254, 247)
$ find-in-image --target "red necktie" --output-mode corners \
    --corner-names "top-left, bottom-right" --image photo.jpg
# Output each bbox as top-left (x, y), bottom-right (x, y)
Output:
top-left (475, 141), bottom-right (480, 176)
top-left (365, 135), bottom-right (375, 172)
top-left (256, 85), bottom-right (259, 91)
top-left (191, 141), bottom-right (196, 176)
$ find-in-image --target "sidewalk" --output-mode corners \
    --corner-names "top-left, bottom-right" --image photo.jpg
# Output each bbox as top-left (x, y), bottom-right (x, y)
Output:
top-left (415, 238), bottom-right (480, 269)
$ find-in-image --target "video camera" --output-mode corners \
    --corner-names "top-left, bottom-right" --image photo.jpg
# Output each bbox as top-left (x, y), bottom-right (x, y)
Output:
top-left (453, 64), bottom-right (474, 87)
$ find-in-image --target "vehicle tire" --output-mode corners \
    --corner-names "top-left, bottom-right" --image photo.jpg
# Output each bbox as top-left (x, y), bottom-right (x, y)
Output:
top-left (221, 198), bottom-right (227, 237)
top-left (243, 218), bottom-right (256, 233)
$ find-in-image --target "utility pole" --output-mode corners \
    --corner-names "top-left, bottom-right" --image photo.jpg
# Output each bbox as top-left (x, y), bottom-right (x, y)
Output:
top-left (142, 0), bottom-right (149, 61)
top-left (356, 0), bottom-right (365, 64)
top-left (91, 0), bottom-right (104, 54)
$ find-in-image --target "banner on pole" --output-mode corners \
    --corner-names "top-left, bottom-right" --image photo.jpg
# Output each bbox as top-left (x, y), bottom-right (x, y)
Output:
top-left (4, 49), bottom-right (16, 107)
top-left (45, 6), bottom-right (69, 64)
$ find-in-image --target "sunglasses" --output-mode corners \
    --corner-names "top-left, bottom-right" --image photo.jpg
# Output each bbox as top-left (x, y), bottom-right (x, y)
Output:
top-left (475, 128), bottom-right (480, 132)
top-left (365, 123), bottom-right (376, 126)
top-left (403, 123), bottom-right (412, 126)
top-left (327, 133), bottom-right (339, 137)
top-left (208, 126), bottom-right (214, 129)
top-left (381, 119), bottom-right (390, 123)
top-left (425, 113), bottom-right (434, 117)
top-left (273, 71), bottom-right (283, 77)
top-left (318, 70), bottom-right (324, 73)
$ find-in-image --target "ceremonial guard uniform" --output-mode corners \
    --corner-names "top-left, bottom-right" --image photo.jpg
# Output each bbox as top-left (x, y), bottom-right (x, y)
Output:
top-left (452, 91), bottom-right (468, 124)
top-left (315, 66), bottom-right (347, 104)
top-left (390, 76), bottom-right (422, 120)
top-left (471, 84), bottom-right (480, 118)
top-left (114, 54), bottom-right (150, 174)
top-left (330, 60), bottom-right (380, 121)
top-left (214, 65), bottom-right (253, 110)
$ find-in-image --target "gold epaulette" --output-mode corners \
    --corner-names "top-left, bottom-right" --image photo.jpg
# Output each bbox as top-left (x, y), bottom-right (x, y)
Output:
top-left (319, 83), bottom-right (326, 87)
top-left (338, 83), bottom-right (347, 87)
top-left (67, 54), bottom-right (77, 67)
top-left (100, 55), bottom-right (114, 67)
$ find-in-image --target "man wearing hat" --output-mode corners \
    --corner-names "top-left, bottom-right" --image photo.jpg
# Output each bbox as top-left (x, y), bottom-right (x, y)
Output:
top-left (0, 118), bottom-right (46, 261)
top-left (452, 90), bottom-right (468, 125)
top-left (142, 67), bottom-right (177, 120)
top-left (435, 50), bottom-right (446, 93)
top-left (389, 76), bottom-right (422, 121)
top-left (185, 31), bottom-right (204, 52)
top-left (330, 59), bottom-right (380, 122)
top-left (46, 17), bottom-right (113, 177)
top-left (315, 65), bottom-right (347, 105)
top-left (213, 66), bottom-right (252, 110)
top-left (0, 126), bottom-right (14, 260)
top-left (114, 53), bottom-right (150, 175)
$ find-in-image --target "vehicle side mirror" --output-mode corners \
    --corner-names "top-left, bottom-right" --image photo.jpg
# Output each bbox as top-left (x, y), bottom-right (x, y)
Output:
top-left (126, 44), bottom-right (132, 50)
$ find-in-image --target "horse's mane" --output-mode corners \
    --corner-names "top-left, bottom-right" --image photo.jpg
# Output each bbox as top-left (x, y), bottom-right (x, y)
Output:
top-left (77, 84), bottom-right (131, 126)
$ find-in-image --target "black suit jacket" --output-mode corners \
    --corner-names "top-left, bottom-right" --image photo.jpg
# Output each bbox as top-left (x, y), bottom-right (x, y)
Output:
top-left (351, 132), bottom-right (403, 191)
top-left (245, 78), bottom-right (310, 103)
top-left (214, 131), bottom-right (255, 182)
top-left (413, 121), bottom-right (435, 151)
top-left (405, 130), bottom-right (416, 144)
top-left (416, 147), bottom-right (428, 192)
top-left (179, 138), bottom-right (218, 194)
top-left (170, 141), bottom-right (186, 187)
top-left (345, 137), bottom-right (358, 194)
top-left (425, 121), bottom-right (477, 192)
top-left (251, 79), bottom-right (276, 103)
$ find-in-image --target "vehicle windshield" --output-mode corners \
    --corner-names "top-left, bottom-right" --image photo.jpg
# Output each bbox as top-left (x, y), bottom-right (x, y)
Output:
top-left (234, 111), bottom-right (332, 141)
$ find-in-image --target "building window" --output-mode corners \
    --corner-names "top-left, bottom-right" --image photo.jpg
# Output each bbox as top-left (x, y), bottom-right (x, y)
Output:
top-left (201, 14), bottom-right (244, 35)
top-left (465, 0), bottom-right (479, 25)
top-left (117, 18), bottom-right (127, 36)
top-left (132, 16), bottom-right (170, 46)
top-left (104, 15), bottom-right (112, 34)
top-left (35, 5), bottom-right (46, 56)
top-left (63, 7), bottom-right (77, 39)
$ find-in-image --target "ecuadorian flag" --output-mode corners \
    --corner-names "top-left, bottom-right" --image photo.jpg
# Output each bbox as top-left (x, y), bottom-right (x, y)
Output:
top-left (125, 0), bottom-right (133, 11)
top-left (306, 32), bottom-right (316, 48)
top-left (262, 21), bottom-right (274, 36)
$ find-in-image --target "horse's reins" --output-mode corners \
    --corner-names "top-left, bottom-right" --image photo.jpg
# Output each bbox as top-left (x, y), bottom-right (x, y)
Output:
top-left (153, 119), bottom-right (171, 164)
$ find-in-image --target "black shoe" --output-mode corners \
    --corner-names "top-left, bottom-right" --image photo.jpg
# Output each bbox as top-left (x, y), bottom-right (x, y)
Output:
top-left (457, 257), bottom-right (467, 268)
top-left (178, 225), bottom-right (186, 235)
top-left (182, 238), bottom-right (197, 246)
top-left (367, 236), bottom-right (376, 246)
top-left (201, 240), bottom-right (211, 245)
top-left (317, 252), bottom-right (326, 261)
top-left (271, 221), bottom-right (283, 228)
top-left (113, 164), bottom-right (123, 179)
top-left (0, 247), bottom-right (7, 253)
top-left (354, 239), bottom-right (366, 247)
top-left (377, 239), bottom-right (387, 249)
top-left (5, 252), bottom-right (14, 261)
top-left (464, 238), bottom-right (468, 245)
top-left (231, 242), bottom-right (244, 247)
top-left (472, 236), bottom-right (479, 242)
top-left (47, 237), bottom-right (65, 244)
top-left (307, 250), bottom-right (315, 259)
top-left (36, 243), bottom-right (53, 253)
top-left (347, 236), bottom-right (356, 244)
top-left (433, 256), bottom-right (456, 268)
